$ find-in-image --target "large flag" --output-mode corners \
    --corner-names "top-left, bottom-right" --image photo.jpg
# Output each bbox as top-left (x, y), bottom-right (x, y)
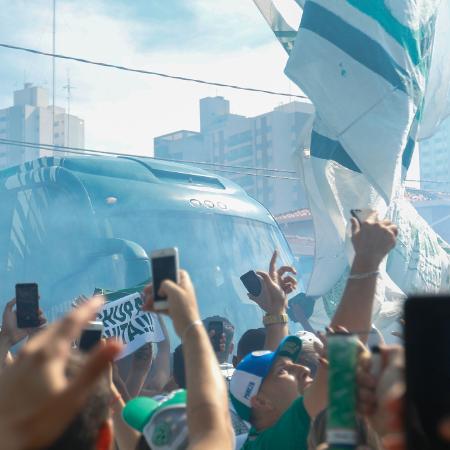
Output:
top-left (254, 0), bottom-right (450, 325)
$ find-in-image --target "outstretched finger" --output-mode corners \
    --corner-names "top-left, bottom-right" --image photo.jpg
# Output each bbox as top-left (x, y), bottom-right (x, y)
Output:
top-left (269, 250), bottom-right (278, 278)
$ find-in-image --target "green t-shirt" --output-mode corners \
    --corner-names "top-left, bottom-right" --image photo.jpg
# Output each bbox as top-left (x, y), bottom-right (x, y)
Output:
top-left (242, 397), bottom-right (311, 450)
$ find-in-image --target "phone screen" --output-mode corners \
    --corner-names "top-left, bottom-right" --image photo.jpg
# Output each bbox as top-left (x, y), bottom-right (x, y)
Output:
top-left (405, 296), bottom-right (450, 450)
top-left (208, 321), bottom-right (224, 352)
top-left (79, 328), bottom-right (103, 352)
top-left (15, 283), bottom-right (39, 328)
top-left (152, 255), bottom-right (177, 301)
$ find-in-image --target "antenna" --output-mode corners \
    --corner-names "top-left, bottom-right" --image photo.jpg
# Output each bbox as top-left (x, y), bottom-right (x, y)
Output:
top-left (52, 0), bottom-right (56, 148)
top-left (62, 71), bottom-right (75, 147)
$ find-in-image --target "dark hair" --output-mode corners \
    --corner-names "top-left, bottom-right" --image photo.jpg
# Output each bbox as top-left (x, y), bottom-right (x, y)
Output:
top-left (237, 328), bottom-right (266, 359)
top-left (45, 352), bottom-right (111, 450)
top-left (173, 344), bottom-right (186, 389)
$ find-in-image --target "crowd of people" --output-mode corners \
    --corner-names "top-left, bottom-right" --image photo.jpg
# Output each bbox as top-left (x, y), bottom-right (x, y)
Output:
top-left (0, 212), bottom-right (449, 449)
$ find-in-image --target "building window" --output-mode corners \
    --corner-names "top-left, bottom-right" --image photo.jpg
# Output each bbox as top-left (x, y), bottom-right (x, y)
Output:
top-left (227, 130), bottom-right (252, 147)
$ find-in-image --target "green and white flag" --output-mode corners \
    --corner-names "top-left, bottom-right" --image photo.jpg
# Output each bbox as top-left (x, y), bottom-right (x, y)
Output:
top-left (255, 0), bottom-right (450, 324)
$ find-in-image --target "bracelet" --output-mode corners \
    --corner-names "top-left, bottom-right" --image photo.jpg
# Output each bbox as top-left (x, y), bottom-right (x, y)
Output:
top-left (348, 271), bottom-right (380, 280)
top-left (182, 320), bottom-right (203, 341)
top-left (263, 313), bottom-right (289, 326)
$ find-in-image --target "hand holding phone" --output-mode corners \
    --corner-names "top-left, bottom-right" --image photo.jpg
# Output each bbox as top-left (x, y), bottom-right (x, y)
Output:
top-left (151, 248), bottom-right (180, 311)
top-left (15, 283), bottom-right (40, 329)
top-left (350, 209), bottom-right (374, 225)
top-left (208, 321), bottom-right (224, 353)
top-left (79, 321), bottom-right (103, 352)
top-left (240, 270), bottom-right (263, 297)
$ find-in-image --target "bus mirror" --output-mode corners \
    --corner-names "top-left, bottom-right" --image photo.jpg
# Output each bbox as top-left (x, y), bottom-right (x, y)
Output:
top-left (90, 238), bottom-right (150, 287)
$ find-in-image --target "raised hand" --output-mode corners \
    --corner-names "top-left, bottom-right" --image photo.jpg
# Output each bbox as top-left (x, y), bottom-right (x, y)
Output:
top-left (0, 297), bottom-right (122, 450)
top-left (0, 299), bottom-right (46, 347)
top-left (269, 250), bottom-right (298, 295)
top-left (351, 211), bottom-right (398, 271)
top-left (142, 270), bottom-right (201, 339)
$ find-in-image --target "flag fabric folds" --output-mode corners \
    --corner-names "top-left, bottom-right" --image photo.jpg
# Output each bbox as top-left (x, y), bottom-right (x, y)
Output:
top-left (276, 0), bottom-right (450, 324)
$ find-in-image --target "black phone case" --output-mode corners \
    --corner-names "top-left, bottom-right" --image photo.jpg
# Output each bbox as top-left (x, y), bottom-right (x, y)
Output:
top-left (16, 284), bottom-right (39, 328)
top-left (240, 271), bottom-right (262, 297)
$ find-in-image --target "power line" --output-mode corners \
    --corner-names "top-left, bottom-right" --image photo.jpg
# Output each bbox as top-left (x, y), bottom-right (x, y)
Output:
top-left (0, 42), bottom-right (308, 100)
top-left (0, 138), bottom-right (302, 181)
top-left (0, 136), bottom-right (297, 174)
top-left (3, 137), bottom-right (449, 186)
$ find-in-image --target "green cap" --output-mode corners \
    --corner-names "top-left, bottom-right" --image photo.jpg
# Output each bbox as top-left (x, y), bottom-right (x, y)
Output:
top-left (123, 390), bottom-right (187, 432)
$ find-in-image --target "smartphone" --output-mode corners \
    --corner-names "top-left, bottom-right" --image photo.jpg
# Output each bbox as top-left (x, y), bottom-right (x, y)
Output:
top-left (79, 321), bottom-right (103, 352)
top-left (240, 270), bottom-right (262, 297)
top-left (151, 248), bottom-right (179, 311)
top-left (350, 209), bottom-right (373, 224)
top-left (208, 321), bottom-right (224, 352)
top-left (405, 295), bottom-right (450, 450)
top-left (15, 283), bottom-right (40, 328)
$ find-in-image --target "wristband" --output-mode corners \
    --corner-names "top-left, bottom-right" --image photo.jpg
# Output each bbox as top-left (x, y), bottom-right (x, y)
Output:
top-left (182, 320), bottom-right (203, 341)
top-left (263, 313), bottom-right (289, 326)
top-left (348, 270), bottom-right (380, 280)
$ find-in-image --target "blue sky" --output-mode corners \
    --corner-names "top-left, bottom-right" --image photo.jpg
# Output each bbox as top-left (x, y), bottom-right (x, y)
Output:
top-left (0, 0), bottom-right (304, 157)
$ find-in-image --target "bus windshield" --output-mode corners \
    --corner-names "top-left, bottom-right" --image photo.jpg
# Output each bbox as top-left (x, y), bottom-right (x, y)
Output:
top-left (104, 210), bottom-right (293, 337)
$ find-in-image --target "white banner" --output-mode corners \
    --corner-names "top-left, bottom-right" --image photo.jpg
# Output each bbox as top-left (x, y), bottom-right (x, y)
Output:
top-left (98, 292), bottom-right (164, 360)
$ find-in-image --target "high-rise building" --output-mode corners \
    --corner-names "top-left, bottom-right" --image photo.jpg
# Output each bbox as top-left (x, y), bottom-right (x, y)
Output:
top-left (420, 116), bottom-right (450, 192)
top-left (0, 83), bottom-right (85, 168)
top-left (155, 97), bottom-right (314, 214)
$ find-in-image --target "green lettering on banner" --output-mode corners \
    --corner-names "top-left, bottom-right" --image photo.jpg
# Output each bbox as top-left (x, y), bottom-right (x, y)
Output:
top-left (127, 321), bottom-right (145, 342)
top-left (123, 301), bottom-right (134, 318)
top-left (134, 296), bottom-right (144, 313)
top-left (140, 313), bottom-right (154, 332)
top-left (101, 306), bottom-right (117, 327)
top-left (115, 303), bottom-right (127, 322)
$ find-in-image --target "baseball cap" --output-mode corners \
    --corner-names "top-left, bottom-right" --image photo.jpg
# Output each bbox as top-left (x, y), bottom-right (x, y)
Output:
top-left (123, 390), bottom-right (188, 450)
top-left (295, 330), bottom-right (323, 348)
top-left (229, 335), bottom-right (302, 421)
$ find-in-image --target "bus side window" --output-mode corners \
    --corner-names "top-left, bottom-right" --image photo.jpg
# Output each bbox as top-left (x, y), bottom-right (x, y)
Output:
top-left (0, 190), bottom-right (18, 299)
top-left (4, 185), bottom-right (91, 315)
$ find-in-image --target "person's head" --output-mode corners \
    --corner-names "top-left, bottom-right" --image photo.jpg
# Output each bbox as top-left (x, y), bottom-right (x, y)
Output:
top-left (295, 330), bottom-right (324, 378)
top-left (230, 336), bottom-right (313, 431)
top-left (46, 352), bottom-right (113, 450)
top-left (203, 316), bottom-right (235, 363)
top-left (124, 390), bottom-right (188, 450)
top-left (173, 344), bottom-right (186, 389)
top-left (233, 327), bottom-right (266, 368)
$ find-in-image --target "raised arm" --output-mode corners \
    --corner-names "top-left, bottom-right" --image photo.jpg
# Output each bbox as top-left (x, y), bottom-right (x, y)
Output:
top-left (304, 213), bottom-right (397, 418)
top-left (330, 213), bottom-right (397, 338)
top-left (248, 250), bottom-right (297, 351)
top-left (143, 270), bottom-right (233, 450)
top-left (143, 315), bottom-right (171, 395)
